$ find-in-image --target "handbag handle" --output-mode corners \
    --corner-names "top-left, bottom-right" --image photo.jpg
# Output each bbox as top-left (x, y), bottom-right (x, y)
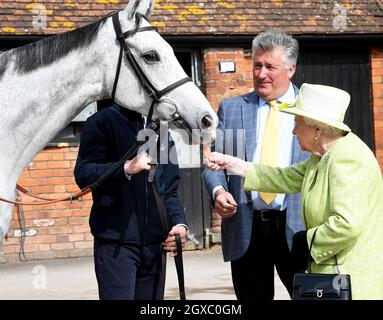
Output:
top-left (307, 227), bottom-right (340, 273)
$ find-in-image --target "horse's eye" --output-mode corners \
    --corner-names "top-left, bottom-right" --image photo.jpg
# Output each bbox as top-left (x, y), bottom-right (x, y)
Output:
top-left (142, 51), bottom-right (160, 63)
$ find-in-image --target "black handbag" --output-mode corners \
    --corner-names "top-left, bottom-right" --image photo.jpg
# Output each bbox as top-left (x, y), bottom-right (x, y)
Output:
top-left (292, 228), bottom-right (352, 300)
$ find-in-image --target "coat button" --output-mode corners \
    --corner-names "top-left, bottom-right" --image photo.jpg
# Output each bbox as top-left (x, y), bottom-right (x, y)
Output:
top-left (322, 252), bottom-right (328, 257)
top-left (328, 250), bottom-right (333, 255)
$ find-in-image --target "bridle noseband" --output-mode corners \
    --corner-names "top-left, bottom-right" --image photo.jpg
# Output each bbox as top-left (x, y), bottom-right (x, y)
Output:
top-left (111, 12), bottom-right (192, 127)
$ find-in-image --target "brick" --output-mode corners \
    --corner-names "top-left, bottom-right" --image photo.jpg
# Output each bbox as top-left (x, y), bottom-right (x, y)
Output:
top-left (27, 235), bottom-right (57, 244)
top-left (74, 241), bottom-right (93, 249)
top-left (56, 235), bottom-right (69, 243)
top-left (372, 68), bottom-right (383, 76)
top-left (47, 161), bottom-right (71, 169)
top-left (372, 75), bottom-right (383, 84)
top-left (37, 244), bottom-right (51, 251)
top-left (68, 217), bottom-right (87, 225)
top-left (64, 152), bottom-right (79, 160)
top-left (28, 170), bottom-right (55, 178)
top-left (73, 225), bottom-right (91, 233)
top-left (68, 234), bottom-right (85, 242)
top-left (22, 243), bottom-right (38, 253)
top-left (48, 226), bottom-right (74, 235)
top-left (51, 242), bottom-right (74, 251)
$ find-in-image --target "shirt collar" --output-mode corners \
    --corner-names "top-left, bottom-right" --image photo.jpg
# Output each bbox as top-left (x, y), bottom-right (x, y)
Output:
top-left (258, 82), bottom-right (295, 107)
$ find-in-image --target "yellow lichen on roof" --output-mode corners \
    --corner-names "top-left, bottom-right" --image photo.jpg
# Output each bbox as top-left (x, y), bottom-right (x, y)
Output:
top-left (152, 21), bottom-right (166, 28)
top-left (175, 14), bottom-right (187, 22)
top-left (26, 3), bottom-right (42, 10)
top-left (198, 16), bottom-right (209, 25)
top-left (161, 4), bottom-right (179, 11)
top-left (50, 21), bottom-right (75, 28)
top-left (217, 2), bottom-right (235, 9)
top-left (185, 5), bottom-right (206, 15)
top-left (64, 2), bottom-right (77, 7)
top-left (2, 27), bottom-right (15, 33)
top-left (95, 0), bottom-right (120, 4)
top-left (272, 0), bottom-right (283, 7)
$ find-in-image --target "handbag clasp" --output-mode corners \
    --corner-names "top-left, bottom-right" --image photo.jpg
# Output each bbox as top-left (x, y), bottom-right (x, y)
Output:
top-left (316, 289), bottom-right (324, 298)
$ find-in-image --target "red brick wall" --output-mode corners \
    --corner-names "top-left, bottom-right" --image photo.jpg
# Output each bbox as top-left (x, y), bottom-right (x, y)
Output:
top-left (371, 46), bottom-right (383, 174)
top-left (2, 147), bottom-right (93, 262)
top-left (204, 48), bottom-right (253, 112)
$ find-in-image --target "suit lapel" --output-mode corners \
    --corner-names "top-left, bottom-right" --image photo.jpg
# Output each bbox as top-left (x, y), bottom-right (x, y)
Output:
top-left (241, 93), bottom-right (259, 161)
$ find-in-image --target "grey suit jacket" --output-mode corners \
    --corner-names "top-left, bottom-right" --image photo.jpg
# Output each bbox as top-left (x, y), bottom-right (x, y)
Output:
top-left (203, 88), bottom-right (309, 262)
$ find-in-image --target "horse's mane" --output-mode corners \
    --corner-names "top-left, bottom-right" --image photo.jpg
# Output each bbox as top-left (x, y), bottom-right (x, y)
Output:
top-left (0, 15), bottom-right (110, 80)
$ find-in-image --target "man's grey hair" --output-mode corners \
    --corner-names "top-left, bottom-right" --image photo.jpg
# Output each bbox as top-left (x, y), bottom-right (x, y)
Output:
top-left (252, 30), bottom-right (299, 68)
top-left (303, 117), bottom-right (346, 136)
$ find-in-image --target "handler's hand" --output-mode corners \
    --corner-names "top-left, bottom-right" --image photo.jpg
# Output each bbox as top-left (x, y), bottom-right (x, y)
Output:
top-left (162, 225), bottom-right (187, 257)
top-left (214, 188), bottom-right (237, 219)
top-left (204, 152), bottom-right (248, 177)
top-left (124, 151), bottom-right (152, 175)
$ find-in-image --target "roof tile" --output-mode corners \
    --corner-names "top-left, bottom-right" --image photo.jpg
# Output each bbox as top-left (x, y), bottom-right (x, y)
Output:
top-left (0, 0), bottom-right (382, 36)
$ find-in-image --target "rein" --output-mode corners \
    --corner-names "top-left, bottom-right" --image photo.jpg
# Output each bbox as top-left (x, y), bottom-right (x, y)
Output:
top-left (0, 121), bottom-right (159, 206)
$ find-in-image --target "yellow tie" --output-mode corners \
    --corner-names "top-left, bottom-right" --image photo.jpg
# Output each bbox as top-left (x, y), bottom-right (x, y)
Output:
top-left (259, 100), bottom-right (280, 204)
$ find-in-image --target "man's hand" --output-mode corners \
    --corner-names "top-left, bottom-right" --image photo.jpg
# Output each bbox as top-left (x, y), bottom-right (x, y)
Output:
top-left (124, 151), bottom-right (152, 175)
top-left (214, 189), bottom-right (238, 219)
top-left (162, 225), bottom-right (187, 256)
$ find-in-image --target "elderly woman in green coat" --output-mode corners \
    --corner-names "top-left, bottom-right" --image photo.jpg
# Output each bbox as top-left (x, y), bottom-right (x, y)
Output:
top-left (205, 83), bottom-right (383, 300)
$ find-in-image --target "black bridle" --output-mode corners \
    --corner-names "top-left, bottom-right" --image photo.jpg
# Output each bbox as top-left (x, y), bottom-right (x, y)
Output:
top-left (111, 12), bottom-right (193, 127)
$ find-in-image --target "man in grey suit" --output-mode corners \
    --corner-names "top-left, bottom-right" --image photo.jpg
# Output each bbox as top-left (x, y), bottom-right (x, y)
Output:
top-left (203, 30), bottom-right (308, 300)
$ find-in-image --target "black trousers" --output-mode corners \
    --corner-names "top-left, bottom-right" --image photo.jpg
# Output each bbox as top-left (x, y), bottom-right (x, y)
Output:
top-left (93, 238), bottom-right (165, 300)
top-left (231, 210), bottom-right (295, 300)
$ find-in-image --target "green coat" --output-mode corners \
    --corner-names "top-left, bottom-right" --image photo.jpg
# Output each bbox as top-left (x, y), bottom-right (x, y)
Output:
top-left (244, 132), bottom-right (383, 300)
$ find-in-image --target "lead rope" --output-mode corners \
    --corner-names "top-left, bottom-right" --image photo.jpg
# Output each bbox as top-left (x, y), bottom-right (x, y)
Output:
top-left (15, 190), bottom-right (27, 262)
top-left (148, 124), bottom-right (186, 300)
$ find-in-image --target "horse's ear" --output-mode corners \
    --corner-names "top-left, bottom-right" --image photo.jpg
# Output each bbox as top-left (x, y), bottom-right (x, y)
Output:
top-left (124, 0), bottom-right (155, 20)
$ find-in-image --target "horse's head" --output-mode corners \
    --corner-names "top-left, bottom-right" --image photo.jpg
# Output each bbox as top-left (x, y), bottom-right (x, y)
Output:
top-left (104, 0), bottom-right (218, 144)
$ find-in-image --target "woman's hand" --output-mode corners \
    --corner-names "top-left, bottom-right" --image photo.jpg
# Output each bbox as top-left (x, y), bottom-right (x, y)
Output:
top-left (204, 152), bottom-right (248, 177)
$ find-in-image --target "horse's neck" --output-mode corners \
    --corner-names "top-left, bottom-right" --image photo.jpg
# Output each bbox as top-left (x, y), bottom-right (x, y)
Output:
top-left (0, 23), bottom-right (116, 182)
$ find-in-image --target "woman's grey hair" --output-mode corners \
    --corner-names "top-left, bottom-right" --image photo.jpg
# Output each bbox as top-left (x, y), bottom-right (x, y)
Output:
top-left (252, 30), bottom-right (299, 68)
top-left (303, 117), bottom-right (346, 136)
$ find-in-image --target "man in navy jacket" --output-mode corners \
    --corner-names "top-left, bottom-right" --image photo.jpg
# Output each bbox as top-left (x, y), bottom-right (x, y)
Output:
top-left (74, 103), bottom-right (187, 300)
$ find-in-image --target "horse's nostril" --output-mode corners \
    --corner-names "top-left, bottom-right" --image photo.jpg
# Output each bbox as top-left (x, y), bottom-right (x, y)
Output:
top-left (201, 115), bottom-right (212, 128)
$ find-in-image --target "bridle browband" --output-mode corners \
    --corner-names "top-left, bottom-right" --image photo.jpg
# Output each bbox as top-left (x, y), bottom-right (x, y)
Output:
top-left (111, 12), bottom-right (193, 125)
